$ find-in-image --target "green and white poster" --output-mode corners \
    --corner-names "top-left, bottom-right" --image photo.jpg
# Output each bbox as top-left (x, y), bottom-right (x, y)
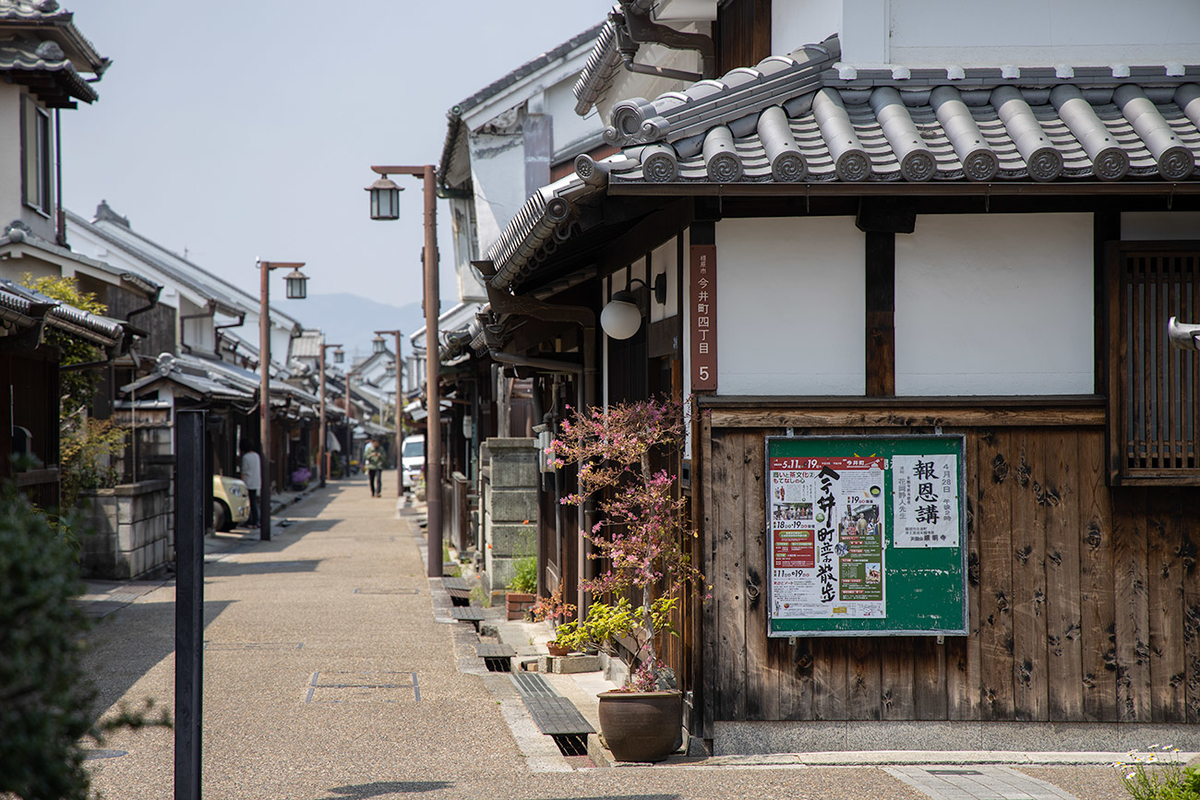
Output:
top-left (766, 436), bottom-right (967, 637)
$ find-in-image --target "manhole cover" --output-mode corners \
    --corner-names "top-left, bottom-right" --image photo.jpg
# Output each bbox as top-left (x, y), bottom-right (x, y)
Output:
top-left (305, 671), bottom-right (420, 703)
top-left (354, 588), bottom-right (419, 595)
top-left (83, 749), bottom-right (128, 760)
top-left (205, 642), bottom-right (304, 651)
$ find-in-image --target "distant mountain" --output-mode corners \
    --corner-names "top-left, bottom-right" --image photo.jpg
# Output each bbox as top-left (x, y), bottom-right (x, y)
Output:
top-left (298, 293), bottom-right (424, 362)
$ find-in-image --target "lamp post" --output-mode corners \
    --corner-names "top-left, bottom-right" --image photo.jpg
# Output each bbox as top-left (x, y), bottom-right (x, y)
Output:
top-left (318, 341), bottom-right (342, 488)
top-left (375, 329), bottom-right (404, 496)
top-left (367, 164), bottom-right (442, 578)
top-left (257, 259), bottom-right (308, 542)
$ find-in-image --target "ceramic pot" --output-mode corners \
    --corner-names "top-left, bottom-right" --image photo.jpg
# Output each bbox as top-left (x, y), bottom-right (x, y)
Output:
top-left (597, 690), bottom-right (682, 762)
top-left (546, 641), bottom-right (570, 657)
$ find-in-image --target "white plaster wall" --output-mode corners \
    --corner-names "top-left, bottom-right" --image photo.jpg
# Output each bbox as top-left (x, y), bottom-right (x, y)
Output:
top-left (0, 88), bottom-right (22, 229)
top-left (716, 218), bottom-right (865, 396)
top-left (1120, 212), bottom-right (1200, 241)
top-left (883, 0), bottom-right (1200, 67)
top-left (773, 0), bottom-right (843, 54)
top-left (895, 213), bottom-right (1094, 396)
top-left (546, 79), bottom-right (600, 155)
top-left (468, 131), bottom-right (527, 257)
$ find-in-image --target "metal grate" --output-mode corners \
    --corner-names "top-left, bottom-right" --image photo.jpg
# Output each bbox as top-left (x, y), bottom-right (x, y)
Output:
top-left (354, 588), bottom-right (419, 595)
top-left (552, 733), bottom-right (589, 756)
top-left (1112, 245), bottom-right (1200, 481)
top-left (509, 673), bottom-right (594, 736)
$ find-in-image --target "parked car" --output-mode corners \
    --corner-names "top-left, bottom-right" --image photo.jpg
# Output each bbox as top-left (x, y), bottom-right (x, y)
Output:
top-left (400, 435), bottom-right (424, 491)
top-left (213, 475), bottom-right (250, 532)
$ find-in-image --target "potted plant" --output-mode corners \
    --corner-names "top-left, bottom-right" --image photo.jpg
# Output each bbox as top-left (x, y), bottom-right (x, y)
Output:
top-left (505, 556), bottom-right (538, 620)
top-left (530, 586), bottom-right (577, 655)
top-left (546, 397), bottom-right (705, 762)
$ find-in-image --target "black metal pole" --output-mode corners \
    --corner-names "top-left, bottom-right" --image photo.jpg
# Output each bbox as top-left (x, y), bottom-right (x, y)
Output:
top-left (175, 409), bottom-right (205, 800)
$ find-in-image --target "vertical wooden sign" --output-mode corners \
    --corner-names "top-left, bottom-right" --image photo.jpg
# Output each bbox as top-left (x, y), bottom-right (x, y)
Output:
top-left (690, 242), bottom-right (717, 392)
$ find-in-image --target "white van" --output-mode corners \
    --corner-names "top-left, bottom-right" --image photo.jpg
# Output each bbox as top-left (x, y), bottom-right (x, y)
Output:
top-left (400, 435), bottom-right (425, 491)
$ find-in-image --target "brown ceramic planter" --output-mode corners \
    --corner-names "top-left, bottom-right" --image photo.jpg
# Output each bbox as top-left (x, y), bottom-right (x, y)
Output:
top-left (597, 690), bottom-right (682, 762)
top-left (546, 641), bottom-right (571, 657)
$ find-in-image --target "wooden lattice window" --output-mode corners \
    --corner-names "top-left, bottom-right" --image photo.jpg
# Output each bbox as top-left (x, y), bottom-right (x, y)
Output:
top-left (1107, 242), bottom-right (1200, 485)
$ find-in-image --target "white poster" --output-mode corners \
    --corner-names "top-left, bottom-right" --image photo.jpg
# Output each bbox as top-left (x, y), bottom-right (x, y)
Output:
top-left (892, 454), bottom-right (959, 548)
top-left (768, 457), bottom-right (886, 620)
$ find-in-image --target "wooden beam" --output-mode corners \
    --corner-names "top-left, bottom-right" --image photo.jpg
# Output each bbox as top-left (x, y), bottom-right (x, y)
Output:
top-left (706, 406), bottom-right (1105, 429)
top-left (865, 230), bottom-right (895, 397)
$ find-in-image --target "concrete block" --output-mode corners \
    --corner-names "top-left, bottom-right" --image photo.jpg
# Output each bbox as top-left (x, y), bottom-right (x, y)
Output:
top-left (489, 460), bottom-right (538, 489)
top-left (488, 524), bottom-right (536, 557)
top-left (117, 496), bottom-right (134, 525)
top-left (551, 654), bottom-right (601, 674)
top-left (129, 546), bottom-right (146, 579)
top-left (117, 523), bottom-right (135, 553)
top-left (489, 489), bottom-right (538, 523)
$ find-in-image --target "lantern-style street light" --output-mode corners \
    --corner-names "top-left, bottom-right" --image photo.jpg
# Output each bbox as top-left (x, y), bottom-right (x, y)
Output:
top-left (256, 259), bottom-right (308, 541)
top-left (375, 328), bottom-right (404, 497)
top-left (318, 341), bottom-right (342, 488)
top-left (366, 163), bottom-right (442, 578)
top-left (366, 174), bottom-right (402, 221)
top-left (334, 347), bottom-right (344, 364)
top-left (372, 334), bottom-right (387, 355)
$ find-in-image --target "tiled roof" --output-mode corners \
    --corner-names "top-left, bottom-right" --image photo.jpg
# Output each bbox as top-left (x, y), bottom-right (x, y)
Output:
top-left (572, 14), bottom-right (621, 116)
top-left (487, 35), bottom-right (1200, 290)
top-left (121, 353), bottom-right (255, 404)
top-left (290, 329), bottom-right (324, 359)
top-left (0, 277), bottom-right (125, 346)
top-left (0, 35), bottom-right (96, 103)
top-left (439, 22), bottom-right (605, 189)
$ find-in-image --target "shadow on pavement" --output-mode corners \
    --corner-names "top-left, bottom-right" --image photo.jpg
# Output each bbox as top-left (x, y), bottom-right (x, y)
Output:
top-left (315, 781), bottom-right (453, 798)
top-left (83, 597), bottom-right (234, 721)
top-left (204, 559), bottom-right (324, 577)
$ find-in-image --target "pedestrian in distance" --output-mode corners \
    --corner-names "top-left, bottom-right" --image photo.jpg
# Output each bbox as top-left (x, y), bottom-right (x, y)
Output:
top-left (239, 437), bottom-right (261, 527)
top-left (365, 436), bottom-right (385, 497)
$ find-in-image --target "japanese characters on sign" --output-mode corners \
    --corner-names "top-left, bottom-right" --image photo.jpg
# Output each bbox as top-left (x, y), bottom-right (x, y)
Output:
top-left (893, 454), bottom-right (959, 548)
top-left (690, 244), bottom-right (717, 391)
top-left (768, 456), bottom-right (886, 620)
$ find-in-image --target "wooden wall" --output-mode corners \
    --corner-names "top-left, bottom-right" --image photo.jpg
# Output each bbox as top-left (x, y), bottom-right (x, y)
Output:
top-left (697, 404), bottom-right (1200, 732)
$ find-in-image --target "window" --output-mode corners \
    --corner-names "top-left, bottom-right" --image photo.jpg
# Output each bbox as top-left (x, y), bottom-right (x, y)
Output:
top-left (21, 95), bottom-right (51, 216)
top-left (1107, 242), bottom-right (1200, 484)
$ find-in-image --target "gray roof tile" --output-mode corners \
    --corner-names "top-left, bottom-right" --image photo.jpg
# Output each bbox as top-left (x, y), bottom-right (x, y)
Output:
top-left (487, 34), bottom-right (1200, 290)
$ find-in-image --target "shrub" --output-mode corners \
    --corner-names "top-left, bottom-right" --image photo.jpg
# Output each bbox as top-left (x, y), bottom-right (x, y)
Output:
top-left (507, 556), bottom-right (537, 594)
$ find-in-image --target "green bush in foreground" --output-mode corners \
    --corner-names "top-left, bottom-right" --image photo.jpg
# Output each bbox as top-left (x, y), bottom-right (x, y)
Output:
top-left (0, 484), bottom-right (96, 799)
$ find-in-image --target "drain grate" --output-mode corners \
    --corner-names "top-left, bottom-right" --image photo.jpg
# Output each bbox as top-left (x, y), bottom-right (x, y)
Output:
top-left (450, 607), bottom-right (485, 630)
top-left (305, 671), bottom-right (420, 703)
top-left (509, 673), bottom-right (594, 737)
top-left (476, 642), bottom-right (515, 672)
top-left (551, 733), bottom-right (589, 756)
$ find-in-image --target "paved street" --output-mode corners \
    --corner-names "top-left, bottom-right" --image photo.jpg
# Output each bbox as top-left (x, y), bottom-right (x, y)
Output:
top-left (80, 472), bottom-right (1137, 800)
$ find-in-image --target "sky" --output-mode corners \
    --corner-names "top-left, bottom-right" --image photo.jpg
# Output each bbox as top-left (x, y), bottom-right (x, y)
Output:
top-left (60, 0), bottom-right (613, 322)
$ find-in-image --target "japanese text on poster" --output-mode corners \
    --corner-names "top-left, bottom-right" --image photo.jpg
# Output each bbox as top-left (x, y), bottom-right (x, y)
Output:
top-left (768, 456), bottom-right (885, 620)
top-left (892, 454), bottom-right (959, 548)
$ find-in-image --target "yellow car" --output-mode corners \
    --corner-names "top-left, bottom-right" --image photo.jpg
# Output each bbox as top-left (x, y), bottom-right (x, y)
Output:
top-left (213, 475), bottom-right (251, 532)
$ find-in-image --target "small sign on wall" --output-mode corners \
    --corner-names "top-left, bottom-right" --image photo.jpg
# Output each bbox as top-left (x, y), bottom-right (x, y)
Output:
top-left (690, 243), bottom-right (717, 391)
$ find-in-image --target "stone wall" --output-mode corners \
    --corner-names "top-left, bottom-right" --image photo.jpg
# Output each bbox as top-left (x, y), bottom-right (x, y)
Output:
top-left (81, 479), bottom-right (172, 580)
top-left (480, 437), bottom-right (538, 593)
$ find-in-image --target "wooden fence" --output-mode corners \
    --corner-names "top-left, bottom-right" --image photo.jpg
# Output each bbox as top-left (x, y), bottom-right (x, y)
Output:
top-left (697, 403), bottom-right (1200, 732)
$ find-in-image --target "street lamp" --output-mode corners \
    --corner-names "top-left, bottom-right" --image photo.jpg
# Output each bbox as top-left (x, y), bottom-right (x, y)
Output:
top-left (318, 341), bottom-right (342, 488)
top-left (334, 347), bottom-right (344, 364)
top-left (372, 334), bottom-right (387, 355)
top-left (366, 163), bottom-right (442, 578)
top-left (257, 259), bottom-right (308, 542)
top-left (375, 328), bottom-right (404, 497)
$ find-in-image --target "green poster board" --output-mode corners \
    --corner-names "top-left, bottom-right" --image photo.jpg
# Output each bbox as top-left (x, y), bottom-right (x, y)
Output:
top-left (765, 435), bottom-right (967, 637)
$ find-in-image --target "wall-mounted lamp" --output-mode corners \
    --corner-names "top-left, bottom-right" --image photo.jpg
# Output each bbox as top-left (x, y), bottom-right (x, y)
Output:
top-left (599, 274), bottom-right (667, 340)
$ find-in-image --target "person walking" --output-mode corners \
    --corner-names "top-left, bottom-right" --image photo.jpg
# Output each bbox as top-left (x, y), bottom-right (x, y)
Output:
top-left (239, 438), bottom-right (261, 527)
top-left (365, 436), bottom-right (385, 497)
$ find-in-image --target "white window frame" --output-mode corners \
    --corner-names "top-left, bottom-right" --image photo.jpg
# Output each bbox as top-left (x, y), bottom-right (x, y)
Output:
top-left (21, 95), bottom-right (52, 217)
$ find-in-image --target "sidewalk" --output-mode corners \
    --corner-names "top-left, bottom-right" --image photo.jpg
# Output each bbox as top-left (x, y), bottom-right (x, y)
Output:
top-left (78, 471), bottom-right (1137, 800)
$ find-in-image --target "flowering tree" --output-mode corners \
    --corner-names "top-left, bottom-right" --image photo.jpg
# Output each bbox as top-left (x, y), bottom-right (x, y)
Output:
top-left (547, 397), bottom-right (705, 689)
